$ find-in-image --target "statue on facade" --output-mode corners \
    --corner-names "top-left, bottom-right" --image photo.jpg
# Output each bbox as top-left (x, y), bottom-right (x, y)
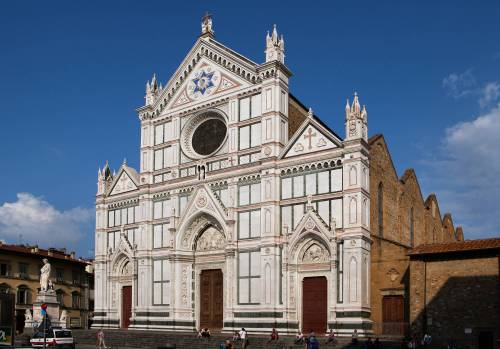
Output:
top-left (40, 258), bottom-right (52, 292)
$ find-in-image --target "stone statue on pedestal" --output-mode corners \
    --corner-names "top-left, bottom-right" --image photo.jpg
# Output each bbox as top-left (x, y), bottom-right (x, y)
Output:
top-left (40, 258), bottom-right (51, 292)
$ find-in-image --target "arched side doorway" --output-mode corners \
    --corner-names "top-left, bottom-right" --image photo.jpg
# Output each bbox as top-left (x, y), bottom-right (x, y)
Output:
top-left (111, 256), bottom-right (134, 329)
top-left (289, 231), bottom-right (334, 334)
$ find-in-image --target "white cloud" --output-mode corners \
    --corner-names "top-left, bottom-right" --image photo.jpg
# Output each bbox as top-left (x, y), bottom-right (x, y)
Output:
top-left (479, 82), bottom-right (500, 108)
top-left (420, 104), bottom-right (500, 238)
top-left (442, 69), bottom-right (476, 99)
top-left (442, 70), bottom-right (500, 108)
top-left (0, 193), bottom-right (94, 252)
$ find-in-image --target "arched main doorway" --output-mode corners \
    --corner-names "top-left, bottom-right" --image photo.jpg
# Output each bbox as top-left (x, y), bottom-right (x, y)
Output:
top-left (194, 225), bottom-right (226, 330)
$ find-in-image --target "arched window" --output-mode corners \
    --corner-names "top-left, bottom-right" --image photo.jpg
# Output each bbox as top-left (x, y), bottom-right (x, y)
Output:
top-left (17, 285), bottom-right (30, 305)
top-left (56, 289), bottom-right (65, 306)
top-left (0, 283), bottom-right (10, 294)
top-left (409, 207), bottom-right (414, 247)
top-left (377, 183), bottom-right (384, 236)
top-left (72, 291), bottom-right (81, 309)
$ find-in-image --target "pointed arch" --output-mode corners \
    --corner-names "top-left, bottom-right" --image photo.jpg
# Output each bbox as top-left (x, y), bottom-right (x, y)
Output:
top-left (177, 211), bottom-right (227, 251)
top-left (349, 197), bottom-right (358, 224)
top-left (349, 165), bottom-right (358, 186)
top-left (264, 263), bottom-right (271, 304)
top-left (349, 257), bottom-right (358, 302)
top-left (378, 182), bottom-right (384, 236)
top-left (409, 207), bottom-right (415, 247)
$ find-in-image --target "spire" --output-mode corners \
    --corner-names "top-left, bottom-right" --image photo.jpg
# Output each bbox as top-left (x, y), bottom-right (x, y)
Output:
top-left (151, 73), bottom-right (158, 92)
top-left (103, 160), bottom-right (112, 181)
top-left (352, 91), bottom-right (360, 115)
top-left (265, 24), bottom-right (285, 64)
top-left (201, 11), bottom-right (214, 38)
top-left (345, 91), bottom-right (368, 141)
top-left (345, 99), bottom-right (351, 120)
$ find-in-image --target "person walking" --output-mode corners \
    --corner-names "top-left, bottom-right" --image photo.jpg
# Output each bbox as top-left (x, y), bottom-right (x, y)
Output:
top-left (96, 329), bottom-right (106, 349)
top-left (239, 328), bottom-right (248, 349)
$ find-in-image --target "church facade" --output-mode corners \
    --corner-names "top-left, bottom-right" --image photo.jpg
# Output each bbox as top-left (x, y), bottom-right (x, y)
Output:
top-left (93, 17), bottom-right (372, 334)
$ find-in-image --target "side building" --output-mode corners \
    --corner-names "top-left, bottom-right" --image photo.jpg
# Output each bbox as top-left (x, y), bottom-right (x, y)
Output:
top-left (0, 242), bottom-right (93, 333)
top-left (369, 134), bottom-right (463, 335)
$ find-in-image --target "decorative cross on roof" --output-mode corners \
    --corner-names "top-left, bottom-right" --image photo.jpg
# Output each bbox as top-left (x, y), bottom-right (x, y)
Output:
top-left (303, 127), bottom-right (317, 150)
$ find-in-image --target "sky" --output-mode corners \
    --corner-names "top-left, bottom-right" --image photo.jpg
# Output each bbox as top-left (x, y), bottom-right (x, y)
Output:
top-left (0, 1), bottom-right (499, 258)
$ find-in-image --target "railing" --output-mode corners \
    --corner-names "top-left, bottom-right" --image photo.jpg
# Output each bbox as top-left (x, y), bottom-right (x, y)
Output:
top-left (373, 322), bottom-right (409, 336)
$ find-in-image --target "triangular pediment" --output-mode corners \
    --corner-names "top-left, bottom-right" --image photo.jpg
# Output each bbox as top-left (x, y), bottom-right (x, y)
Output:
top-left (167, 59), bottom-right (250, 110)
top-left (142, 37), bottom-right (260, 117)
top-left (177, 184), bottom-right (228, 230)
top-left (288, 206), bottom-right (334, 261)
top-left (280, 117), bottom-right (343, 159)
top-left (108, 165), bottom-right (139, 196)
top-left (293, 206), bottom-right (332, 237)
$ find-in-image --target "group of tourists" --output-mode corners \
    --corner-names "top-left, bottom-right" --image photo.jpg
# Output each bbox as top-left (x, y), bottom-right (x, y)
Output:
top-left (400, 332), bottom-right (432, 348)
top-left (294, 330), bottom-right (321, 349)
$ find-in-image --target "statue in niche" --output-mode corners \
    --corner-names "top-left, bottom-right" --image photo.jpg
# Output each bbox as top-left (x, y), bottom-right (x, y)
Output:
top-left (40, 258), bottom-right (52, 292)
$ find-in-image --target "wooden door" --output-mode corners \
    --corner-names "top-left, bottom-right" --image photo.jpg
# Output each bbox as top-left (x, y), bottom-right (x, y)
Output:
top-left (478, 331), bottom-right (494, 349)
top-left (382, 295), bottom-right (404, 334)
top-left (302, 276), bottom-right (327, 334)
top-left (121, 286), bottom-right (132, 329)
top-left (199, 269), bottom-right (223, 330)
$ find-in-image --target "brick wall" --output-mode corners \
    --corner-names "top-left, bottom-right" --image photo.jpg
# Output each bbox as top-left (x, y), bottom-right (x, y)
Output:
top-left (410, 254), bottom-right (499, 348)
top-left (368, 135), bottom-right (462, 335)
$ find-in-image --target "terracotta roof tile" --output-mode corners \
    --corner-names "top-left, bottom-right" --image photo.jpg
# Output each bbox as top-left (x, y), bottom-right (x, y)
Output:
top-left (0, 243), bottom-right (89, 265)
top-left (409, 238), bottom-right (500, 256)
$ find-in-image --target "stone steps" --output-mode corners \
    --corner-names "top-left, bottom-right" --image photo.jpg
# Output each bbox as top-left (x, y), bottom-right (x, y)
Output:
top-left (71, 329), bottom-right (400, 349)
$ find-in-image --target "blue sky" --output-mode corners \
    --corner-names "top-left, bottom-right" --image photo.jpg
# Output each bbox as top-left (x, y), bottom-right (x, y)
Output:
top-left (0, 1), bottom-right (499, 257)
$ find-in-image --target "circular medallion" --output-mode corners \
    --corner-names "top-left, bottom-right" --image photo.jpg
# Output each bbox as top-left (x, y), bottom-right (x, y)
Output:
top-left (187, 66), bottom-right (221, 100)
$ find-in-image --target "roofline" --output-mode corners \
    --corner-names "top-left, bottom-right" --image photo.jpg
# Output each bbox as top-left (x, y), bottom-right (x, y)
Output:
top-left (408, 238), bottom-right (500, 257)
top-left (288, 93), bottom-right (344, 141)
top-left (0, 244), bottom-right (90, 266)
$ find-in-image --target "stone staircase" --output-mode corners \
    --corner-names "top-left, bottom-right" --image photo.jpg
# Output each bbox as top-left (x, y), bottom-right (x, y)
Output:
top-left (71, 329), bottom-right (401, 349)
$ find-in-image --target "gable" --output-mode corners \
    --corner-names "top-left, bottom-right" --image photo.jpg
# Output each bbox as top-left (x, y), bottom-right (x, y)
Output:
top-left (283, 122), bottom-right (340, 158)
top-left (109, 171), bottom-right (138, 196)
top-left (177, 184), bottom-right (228, 230)
top-left (142, 37), bottom-right (261, 118)
top-left (167, 59), bottom-right (249, 110)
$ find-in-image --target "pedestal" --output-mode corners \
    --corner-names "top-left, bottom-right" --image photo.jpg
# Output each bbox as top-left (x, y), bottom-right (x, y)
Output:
top-left (28, 291), bottom-right (62, 330)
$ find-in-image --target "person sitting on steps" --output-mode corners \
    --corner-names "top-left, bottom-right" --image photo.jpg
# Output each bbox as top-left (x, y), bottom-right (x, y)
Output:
top-left (325, 329), bottom-right (336, 345)
top-left (267, 328), bottom-right (279, 343)
top-left (295, 330), bottom-right (305, 344)
top-left (201, 327), bottom-right (211, 339)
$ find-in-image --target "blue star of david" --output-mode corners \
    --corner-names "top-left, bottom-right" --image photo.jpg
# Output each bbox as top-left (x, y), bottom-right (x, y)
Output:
top-left (192, 70), bottom-right (215, 95)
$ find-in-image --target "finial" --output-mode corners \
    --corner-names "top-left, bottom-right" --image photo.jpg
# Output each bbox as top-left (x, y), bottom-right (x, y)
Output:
top-left (201, 11), bottom-right (214, 37)
top-left (308, 107), bottom-right (313, 118)
top-left (123, 158), bottom-right (127, 166)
